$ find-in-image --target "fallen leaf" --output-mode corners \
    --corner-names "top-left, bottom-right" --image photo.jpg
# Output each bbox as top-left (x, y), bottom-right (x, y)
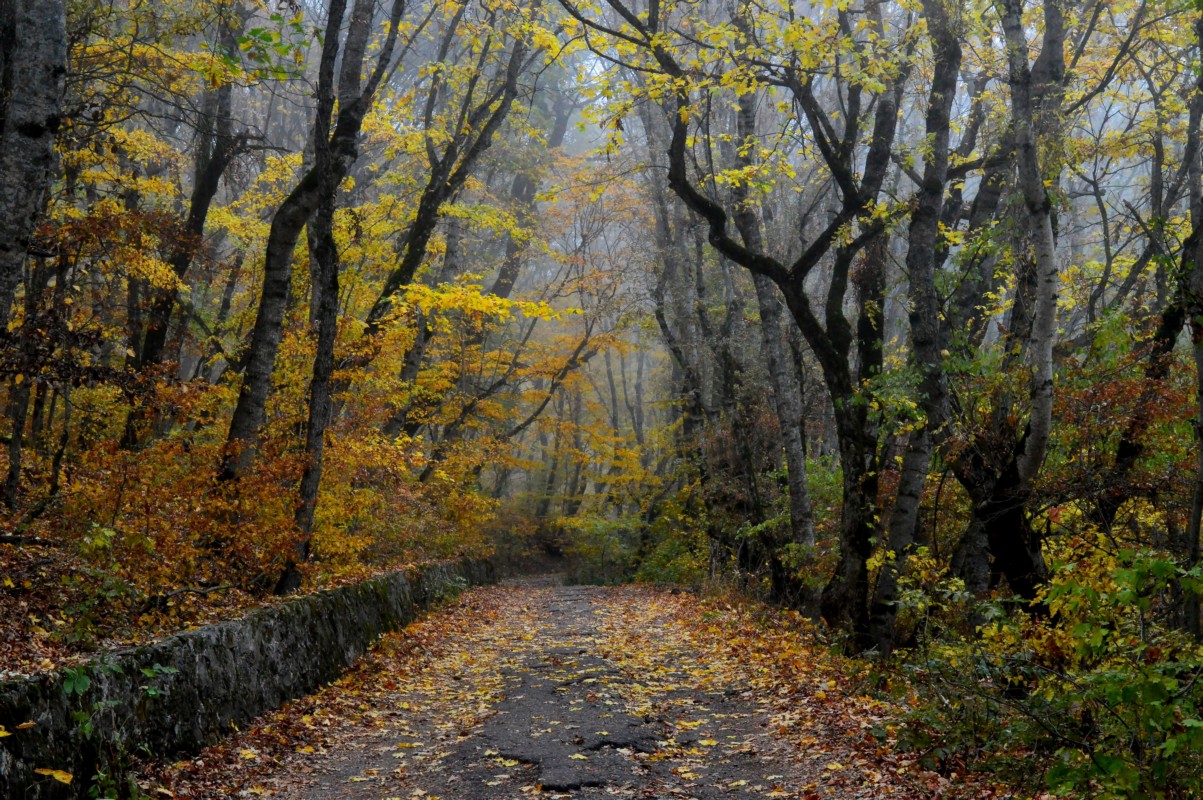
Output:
top-left (34, 769), bottom-right (73, 785)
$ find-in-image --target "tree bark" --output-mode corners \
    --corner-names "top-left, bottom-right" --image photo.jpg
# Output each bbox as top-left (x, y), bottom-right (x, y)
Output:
top-left (728, 82), bottom-right (817, 608)
top-left (0, 0), bottom-right (66, 330)
top-left (1180, 16), bottom-right (1203, 638)
top-left (1001, 0), bottom-right (1063, 488)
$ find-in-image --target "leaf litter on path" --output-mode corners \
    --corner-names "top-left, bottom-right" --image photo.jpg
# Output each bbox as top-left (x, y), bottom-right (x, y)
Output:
top-left (141, 581), bottom-right (1018, 799)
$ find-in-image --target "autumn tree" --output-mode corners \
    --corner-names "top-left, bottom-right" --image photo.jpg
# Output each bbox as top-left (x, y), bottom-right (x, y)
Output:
top-left (220, 0), bottom-right (405, 484)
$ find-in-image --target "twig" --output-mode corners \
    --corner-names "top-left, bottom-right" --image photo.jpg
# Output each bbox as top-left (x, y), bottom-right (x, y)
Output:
top-left (0, 534), bottom-right (61, 547)
top-left (140, 583), bottom-right (237, 612)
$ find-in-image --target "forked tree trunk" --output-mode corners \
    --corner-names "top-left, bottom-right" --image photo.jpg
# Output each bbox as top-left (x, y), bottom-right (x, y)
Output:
top-left (221, 0), bottom-right (404, 481)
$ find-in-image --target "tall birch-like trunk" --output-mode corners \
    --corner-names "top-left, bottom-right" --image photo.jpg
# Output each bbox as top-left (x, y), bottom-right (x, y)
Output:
top-left (1001, 0), bottom-right (1062, 487)
top-left (729, 84), bottom-right (817, 608)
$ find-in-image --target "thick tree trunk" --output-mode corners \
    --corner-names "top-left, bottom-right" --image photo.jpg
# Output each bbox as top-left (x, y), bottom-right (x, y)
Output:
top-left (869, 429), bottom-right (932, 653)
top-left (820, 414), bottom-right (880, 643)
top-left (1180, 16), bottom-right (1203, 638)
top-left (947, 0), bottom-right (1065, 602)
top-left (0, 0), bottom-right (65, 330)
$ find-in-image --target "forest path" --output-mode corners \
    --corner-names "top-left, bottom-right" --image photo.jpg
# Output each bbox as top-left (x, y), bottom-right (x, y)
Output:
top-left (152, 580), bottom-right (973, 799)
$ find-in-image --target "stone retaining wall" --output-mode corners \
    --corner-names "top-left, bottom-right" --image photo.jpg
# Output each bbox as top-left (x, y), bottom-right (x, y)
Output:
top-left (0, 559), bottom-right (493, 798)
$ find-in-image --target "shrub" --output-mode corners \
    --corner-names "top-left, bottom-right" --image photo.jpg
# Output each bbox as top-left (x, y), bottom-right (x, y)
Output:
top-left (893, 533), bottom-right (1203, 798)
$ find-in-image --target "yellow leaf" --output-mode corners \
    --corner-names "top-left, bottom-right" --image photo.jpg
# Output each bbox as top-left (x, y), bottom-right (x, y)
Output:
top-left (569, 753), bottom-right (588, 760)
top-left (239, 749), bottom-right (258, 760)
top-left (35, 769), bottom-right (73, 785)
top-left (16, 721), bottom-right (36, 730)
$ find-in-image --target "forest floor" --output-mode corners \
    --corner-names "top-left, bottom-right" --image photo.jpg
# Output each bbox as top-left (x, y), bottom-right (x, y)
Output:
top-left (0, 539), bottom-right (417, 679)
top-left (141, 578), bottom-right (1022, 800)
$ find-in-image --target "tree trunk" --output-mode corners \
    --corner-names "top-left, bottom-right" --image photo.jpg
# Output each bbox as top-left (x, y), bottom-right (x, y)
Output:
top-left (1000, 0), bottom-right (1063, 488)
top-left (0, 0), bottom-right (65, 330)
top-left (1180, 16), bottom-right (1203, 638)
top-left (362, 36), bottom-right (531, 339)
top-left (488, 84), bottom-right (575, 299)
top-left (277, 192), bottom-right (339, 594)
top-left (866, 0), bottom-right (961, 653)
top-left (728, 85), bottom-right (816, 607)
top-left (869, 429), bottom-right (932, 653)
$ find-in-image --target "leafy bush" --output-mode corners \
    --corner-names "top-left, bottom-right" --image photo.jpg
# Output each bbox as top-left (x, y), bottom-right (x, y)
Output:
top-left (636, 523), bottom-right (709, 587)
top-left (893, 533), bottom-right (1203, 798)
top-left (561, 516), bottom-right (639, 585)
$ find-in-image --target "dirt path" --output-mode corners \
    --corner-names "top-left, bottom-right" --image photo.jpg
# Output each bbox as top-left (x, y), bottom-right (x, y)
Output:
top-left (151, 580), bottom-right (993, 799)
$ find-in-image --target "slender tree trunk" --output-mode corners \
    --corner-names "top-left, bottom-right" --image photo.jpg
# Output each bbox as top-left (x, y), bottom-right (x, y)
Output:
top-left (4, 379), bottom-right (30, 508)
top-left (1002, 0), bottom-right (1063, 488)
top-left (137, 11), bottom-right (243, 373)
top-left (488, 85), bottom-right (574, 299)
top-left (5, 257), bottom-right (54, 507)
top-left (727, 85), bottom-right (816, 607)
top-left (277, 194), bottom-right (339, 594)
top-left (362, 36), bottom-right (531, 339)
top-left (274, 0), bottom-right (386, 590)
